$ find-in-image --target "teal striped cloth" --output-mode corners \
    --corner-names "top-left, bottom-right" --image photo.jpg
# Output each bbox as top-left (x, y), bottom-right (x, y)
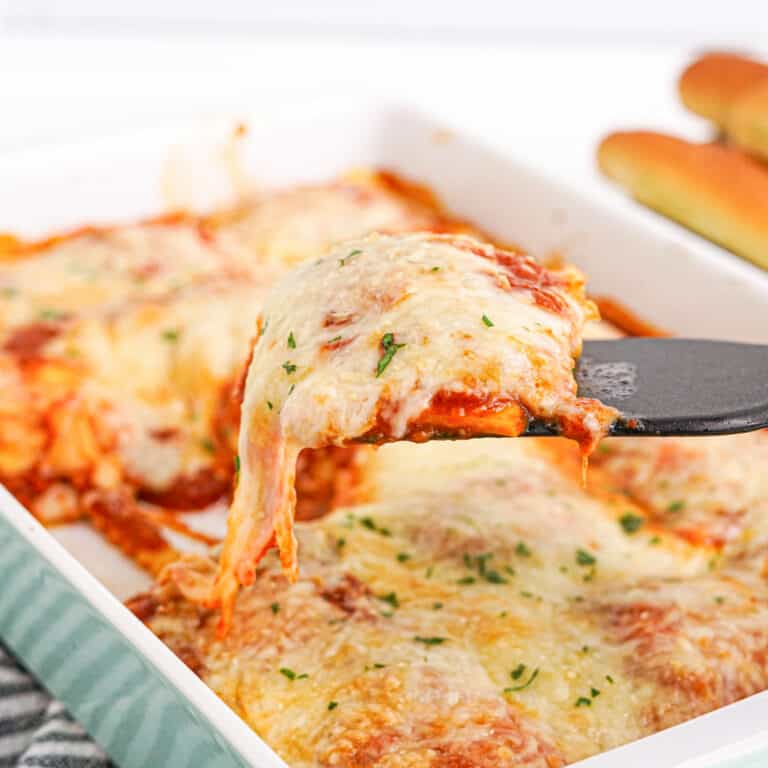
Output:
top-left (0, 644), bottom-right (112, 768)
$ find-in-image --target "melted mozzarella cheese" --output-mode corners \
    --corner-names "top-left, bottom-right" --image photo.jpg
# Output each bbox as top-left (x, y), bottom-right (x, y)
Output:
top-left (212, 233), bottom-right (617, 627)
top-left (135, 435), bottom-right (729, 767)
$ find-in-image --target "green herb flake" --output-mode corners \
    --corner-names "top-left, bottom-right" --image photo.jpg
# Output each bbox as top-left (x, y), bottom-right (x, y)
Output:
top-left (619, 513), bottom-right (644, 534)
top-left (267, 401), bottom-right (273, 410)
top-left (200, 438), bottom-right (215, 454)
top-left (576, 548), bottom-right (596, 567)
top-left (271, 602), bottom-right (280, 615)
top-left (359, 516), bottom-right (391, 536)
top-left (282, 361), bottom-right (297, 375)
top-left (336, 537), bottom-right (346, 550)
top-left (339, 248), bottom-right (362, 266)
top-left (414, 636), bottom-right (447, 646)
top-left (715, 595), bottom-right (726, 604)
top-left (505, 667), bottom-right (539, 692)
top-left (161, 328), bottom-right (180, 342)
top-left (373, 663), bottom-right (386, 669)
top-left (329, 335), bottom-right (342, 343)
top-left (279, 667), bottom-right (296, 680)
top-left (425, 565), bottom-right (434, 578)
top-left (482, 314), bottom-right (494, 328)
top-left (234, 454), bottom-right (241, 476)
top-left (515, 541), bottom-right (532, 558)
top-left (575, 697), bottom-right (592, 707)
top-left (430, 266), bottom-right (441, 272)
top-left (287, 331), bottom-right (296, 349)
top-left (606, 675), bottom-right (614, 684)
top-left (375, 333), bottom-right (406, 377)
top-left (484, 570), bottom-right (508, 584)
top-left (328, 701), bottom-right (338, 710)
top-left (39, 308), bottom-right (65, 322)
top-left (432, 602), bottom-right (444, 610)
top-left (396, 552), bottom-right (412, 563)
top-left (591, 687), bottom-right (601, 698)
top-left (378, 592), bottom-right (400, 609)
top-left (649, 536), bottom-right (662, 546)
top-left (667, 499), bottom-right (686, 513)
top-left (511, 664), bottom-right (526, 681)
top-left (456, 576), bottom-right (476, 585)
top-left (296, 673), bottom-right (309, 680)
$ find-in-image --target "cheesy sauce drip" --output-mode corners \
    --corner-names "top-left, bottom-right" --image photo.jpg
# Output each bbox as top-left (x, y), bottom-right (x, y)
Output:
top-left (211, 233), bottom-right (617, 626)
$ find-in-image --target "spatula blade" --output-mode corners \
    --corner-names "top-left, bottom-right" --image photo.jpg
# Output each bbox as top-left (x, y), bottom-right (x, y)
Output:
top-left (571, 338), bottom-right (768, 437)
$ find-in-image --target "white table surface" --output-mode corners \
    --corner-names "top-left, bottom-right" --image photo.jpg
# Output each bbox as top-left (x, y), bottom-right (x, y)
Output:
top-left (0, 34), bottom-right (758, 204)
top-left (3, 35), bottom-right (767, 331)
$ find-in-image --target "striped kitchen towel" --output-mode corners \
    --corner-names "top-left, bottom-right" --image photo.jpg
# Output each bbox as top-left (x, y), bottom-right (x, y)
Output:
top-left (0, 643), bottom-right (113, 768)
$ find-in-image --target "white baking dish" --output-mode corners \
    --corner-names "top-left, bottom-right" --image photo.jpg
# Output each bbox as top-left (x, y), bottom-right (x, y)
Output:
top-left (1, 100), bottom-right (768, 768)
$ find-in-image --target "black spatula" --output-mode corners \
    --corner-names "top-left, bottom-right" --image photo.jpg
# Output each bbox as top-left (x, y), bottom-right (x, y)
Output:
top-left (527, 339), bottom-right (768, 437)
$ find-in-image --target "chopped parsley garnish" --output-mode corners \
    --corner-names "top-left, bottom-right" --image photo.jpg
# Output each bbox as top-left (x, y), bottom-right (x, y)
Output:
top-left (430, 266), bottom-right (441, 272)
top-left (484, 570), bottom-right (508, 584)
top-left (649, 535), bottom-right (661, 546)
top-left (329, 335), bottom-right (342, 343)
top-left (414, 636), bottom-right (446, 646)
top-left (715, 595), bottom-right (726, 604)
top-left (336, 537), bottom-right (346, 550)
top-left (378, 592), bottom-right (400, 609)
top-left (327, 701), bottom-right (338, 710)
top-left (162, 328), bottom-right (180, 342)
top-left (375, 333), bottom-right (406, 377)
top-left (200, 438), bottom-right (215, 454)
top-left (605, 675), bottom-right (614, 684)
top-left (619, 513), bottom-right (644, 534)
top-left (359, 516), bottom-right (391, 536)
top-left (433, 602), bottom-right (444, 610)
top-left (425, 565), bottom-right (434, 578)
top-left (280, 667), bottom-right (303, 680)
top-left (234, 454), bottom-right (241, 476)
top-left (288, 383), bottom-right (296, 396)
top-left (667, 499), bottom-right (686, 513)
top-left (373, 663), bottom-right (386, 669)
top-left (287, 331), bottom-right (296, 349)
top-left (282, 361), bottom-right (297, 374)
top-left (481, 314), bottom-right (494, 328)
top-left (591, 687), bottom-right (601, 698)
top-left (456, 576), bottom-right (476, 585)
top-left (520, 590), bottom-right (534, 599)
top-left (515, 541), bottom-right (532, 557)
top-left (271, 602), bottom-right (280, 615)
top-left (339, 248), bottom-right (362, 266)
top-left (396, 552), bottom-right (412, 563)
top-left (504, 565), bottom-right (516, 576)
top-left (505, 667), bottom-right (539, 692)
top-left (575, 697), bottom-right (592, 707)
top-left (576, 548), bottom-right (596, 566)
top-left (259, 319), bottom-right (268, 337)
top-left (39, 308), bottom-right (66, 322)
top-left (267, 401), bottom-right (273, 410)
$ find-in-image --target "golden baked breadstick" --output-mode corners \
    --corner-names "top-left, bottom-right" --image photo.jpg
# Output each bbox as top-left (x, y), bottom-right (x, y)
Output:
top-left (726, 79), bottom-right (768, 160)
top-left (678, 52), bottom-right (768, 126)
top-left (597, 131), bottom-right (768, 270)
top-left (679, 52), bottom-right (768, 160)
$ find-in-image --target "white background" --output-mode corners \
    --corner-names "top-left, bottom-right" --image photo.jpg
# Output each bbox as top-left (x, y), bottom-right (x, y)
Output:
top-left (0, 1), bottom-right (766, 200)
